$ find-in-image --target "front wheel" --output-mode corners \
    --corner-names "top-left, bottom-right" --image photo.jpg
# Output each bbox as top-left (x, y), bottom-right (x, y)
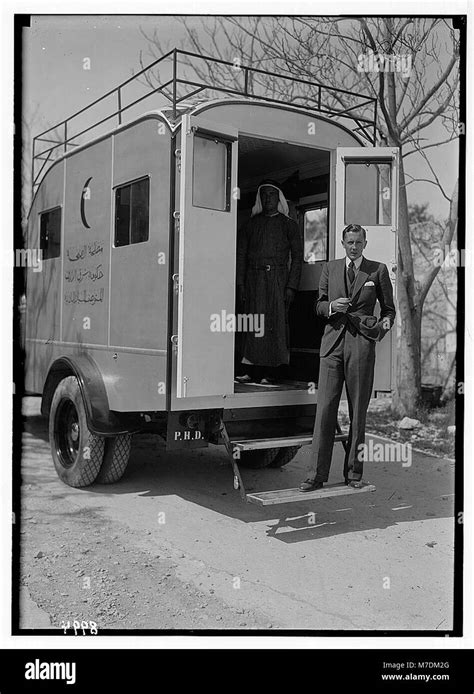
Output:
top-left (49, 375), bottom-right (105, 488)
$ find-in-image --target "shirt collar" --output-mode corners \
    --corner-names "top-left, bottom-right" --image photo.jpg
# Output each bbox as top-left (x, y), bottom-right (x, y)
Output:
top-left (346, 255), bottom-right (364, 270)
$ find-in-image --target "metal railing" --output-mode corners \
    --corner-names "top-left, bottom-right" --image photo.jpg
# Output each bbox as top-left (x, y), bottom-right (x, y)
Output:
top-left (31, 48), bottom-right (378, 197)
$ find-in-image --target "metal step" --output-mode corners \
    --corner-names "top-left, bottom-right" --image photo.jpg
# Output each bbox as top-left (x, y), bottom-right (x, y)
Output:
top-left (246, 482), bottom-right (376, 506)
top-left (232, 433), bottom-right (347, 451)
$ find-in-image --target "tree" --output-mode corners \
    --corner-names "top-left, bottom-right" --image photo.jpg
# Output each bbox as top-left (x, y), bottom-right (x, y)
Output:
top-left (409, 203), bottom-right (457, 399)
top-left (139, 16), bottom-right (460, 415)
top-left (22, 105), bottom-right (64, 235)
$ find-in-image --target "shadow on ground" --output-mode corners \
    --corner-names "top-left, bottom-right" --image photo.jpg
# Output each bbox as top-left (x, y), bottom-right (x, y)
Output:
top-left (20, 397), bottom-right (455, 544)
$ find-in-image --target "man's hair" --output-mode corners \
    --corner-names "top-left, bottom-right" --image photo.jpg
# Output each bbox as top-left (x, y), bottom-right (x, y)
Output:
top-left (342, 224), bottom-right (367, 240)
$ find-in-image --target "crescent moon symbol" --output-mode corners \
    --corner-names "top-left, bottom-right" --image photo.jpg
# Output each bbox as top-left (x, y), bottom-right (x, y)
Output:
top-left (80, 177), bottom-right (93, 229)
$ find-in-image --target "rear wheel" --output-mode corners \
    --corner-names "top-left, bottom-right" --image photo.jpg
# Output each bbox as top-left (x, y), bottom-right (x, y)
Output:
top-left (238, 448), bottom-right (280, 469)
top-left (49, 375), bottom-right (104, 487)
top-left (269, 445), bottom-right (301, 468)
top-left (96, 434), bottom-right (132, 484)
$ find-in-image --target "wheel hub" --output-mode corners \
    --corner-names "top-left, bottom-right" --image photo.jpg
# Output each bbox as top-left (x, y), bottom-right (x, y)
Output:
top-left (55, 398), bottom-right (80, 468)
top-left (70, 422), bottom-right (79, 442)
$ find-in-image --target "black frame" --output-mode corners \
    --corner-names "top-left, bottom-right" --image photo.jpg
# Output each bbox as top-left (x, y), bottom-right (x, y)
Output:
top-left (39, 205), bottom-right (61, 260)
top-left (113, 176), bottom-right (150, 248)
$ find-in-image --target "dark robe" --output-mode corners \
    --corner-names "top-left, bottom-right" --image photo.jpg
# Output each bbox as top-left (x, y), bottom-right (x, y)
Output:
top-left (236, 212), bottom-right (303, 367)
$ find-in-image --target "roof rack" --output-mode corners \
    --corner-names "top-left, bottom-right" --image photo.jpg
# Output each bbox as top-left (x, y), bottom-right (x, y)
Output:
top-left (31, 48), bottom-right (378, 196)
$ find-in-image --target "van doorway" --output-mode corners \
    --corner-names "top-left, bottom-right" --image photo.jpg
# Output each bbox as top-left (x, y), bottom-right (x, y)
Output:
top-left (234, 135), bottom-right (331, 394)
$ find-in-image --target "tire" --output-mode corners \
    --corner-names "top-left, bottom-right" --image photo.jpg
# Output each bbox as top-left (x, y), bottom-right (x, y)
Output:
top-left (49, 375), bottom-right (105, 488)
top-left (238, 448), bottom-right (280, 469)
top-left (96, 434), bottom-right (132, 484)
top-left (269, 445), bottom-right (301, 468)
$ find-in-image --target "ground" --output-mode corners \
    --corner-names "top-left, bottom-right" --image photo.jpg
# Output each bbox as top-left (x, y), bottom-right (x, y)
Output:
top-left (18, 396), bottom-right (455, 632)
top-left (340, 397), bottom-right (455, 459)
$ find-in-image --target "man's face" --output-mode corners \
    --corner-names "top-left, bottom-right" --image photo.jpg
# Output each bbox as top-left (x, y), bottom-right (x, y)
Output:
top-left (341, 230), bottom-right (367, 260)
top-left (260, 186), bottom-right (280, 215)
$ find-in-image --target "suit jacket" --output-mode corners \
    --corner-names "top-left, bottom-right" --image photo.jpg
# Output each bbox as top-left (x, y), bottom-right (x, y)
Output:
top-left (317, 257), bottom-right (396, 357)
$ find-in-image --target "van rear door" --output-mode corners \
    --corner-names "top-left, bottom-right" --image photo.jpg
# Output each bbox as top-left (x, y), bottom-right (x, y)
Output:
top-left (176, 114), bottom-right (238, 398)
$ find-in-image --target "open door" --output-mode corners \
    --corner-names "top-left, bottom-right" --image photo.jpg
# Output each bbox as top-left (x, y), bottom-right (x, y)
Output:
top-left (335, 147), bottom-right (399, 391)
top-left (176, 114), bottom-right (238, 398)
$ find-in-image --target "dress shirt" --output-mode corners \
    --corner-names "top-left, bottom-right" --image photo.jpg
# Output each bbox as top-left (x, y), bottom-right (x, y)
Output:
top-left (328, 255), bottom-right (364, 316)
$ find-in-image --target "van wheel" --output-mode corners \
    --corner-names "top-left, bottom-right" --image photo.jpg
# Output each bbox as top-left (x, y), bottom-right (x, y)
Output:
top-left (96, 434), bottom-right (132, 484)
top-left (49, 376), bottom-right (105, 487)
top-left (238, 448), bottom-right (280, 469)
top-left (269, 445), bottom-right (301, 468)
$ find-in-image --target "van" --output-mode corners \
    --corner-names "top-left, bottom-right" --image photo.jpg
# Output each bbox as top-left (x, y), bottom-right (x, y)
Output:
top-left (25, 49), bottom-right (398, 502)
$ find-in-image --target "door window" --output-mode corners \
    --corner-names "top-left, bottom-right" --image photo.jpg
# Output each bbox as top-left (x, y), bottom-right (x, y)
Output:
top-left (192, 133), bottom-right (231, 211)
top-left (302, 205), bottom-right (328, 262)
top-left (344, 160), bottom-right (392, 225)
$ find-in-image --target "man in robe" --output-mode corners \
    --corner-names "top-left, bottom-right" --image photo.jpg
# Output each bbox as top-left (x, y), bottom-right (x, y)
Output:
top-left (235, 179), bottom-right (303, 384)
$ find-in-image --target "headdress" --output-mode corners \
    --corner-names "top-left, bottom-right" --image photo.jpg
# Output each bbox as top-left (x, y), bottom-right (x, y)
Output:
top-left (251, 179), bottom-right (289, 217)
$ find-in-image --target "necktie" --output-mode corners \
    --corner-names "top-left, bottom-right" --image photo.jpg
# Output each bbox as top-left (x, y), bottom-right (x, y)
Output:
top-left (347, 260), bottom-right (355, 286)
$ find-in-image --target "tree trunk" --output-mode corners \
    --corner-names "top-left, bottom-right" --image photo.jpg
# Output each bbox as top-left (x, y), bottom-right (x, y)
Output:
top-left (392, 157), bottom-right (422, 417)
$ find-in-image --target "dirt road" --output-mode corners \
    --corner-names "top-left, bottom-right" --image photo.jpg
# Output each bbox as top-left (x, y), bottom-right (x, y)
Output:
top-left (18, 397), bottom-right (455, 632)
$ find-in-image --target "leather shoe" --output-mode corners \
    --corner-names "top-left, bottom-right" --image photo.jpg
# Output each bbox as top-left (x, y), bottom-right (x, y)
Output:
top-left (299, 478), bottom-right (324, 492)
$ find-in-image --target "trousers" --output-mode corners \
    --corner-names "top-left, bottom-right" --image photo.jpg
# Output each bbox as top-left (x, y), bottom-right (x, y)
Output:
top-left (309, 324), bottom-right (376, 482)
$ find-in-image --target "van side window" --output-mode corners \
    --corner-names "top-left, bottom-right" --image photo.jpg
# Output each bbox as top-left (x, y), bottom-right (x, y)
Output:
top-left (114, 177), bottom-right (150, 247)
top-left (39, 207), bottom-right (61, 260)
top-left (193, 134), bottom-right (231, 211)
top-left (302, 205), bottom-right (328, 263)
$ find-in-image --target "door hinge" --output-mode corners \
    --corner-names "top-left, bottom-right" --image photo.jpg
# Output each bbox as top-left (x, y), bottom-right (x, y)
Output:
top-left (173, 210), bottom-right (180, 231)
top-left (172, 273), bottom-right (180, 293)
top-left (171, 334), bottom-right (178, 349)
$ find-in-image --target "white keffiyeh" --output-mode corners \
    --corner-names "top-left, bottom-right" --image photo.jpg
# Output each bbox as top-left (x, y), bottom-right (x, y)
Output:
top-left (251, 183), bottom-right (289, 218)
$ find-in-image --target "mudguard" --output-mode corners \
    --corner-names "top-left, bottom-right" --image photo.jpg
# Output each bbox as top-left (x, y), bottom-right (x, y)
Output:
top-left (41, 355), bottom-right (140, 436)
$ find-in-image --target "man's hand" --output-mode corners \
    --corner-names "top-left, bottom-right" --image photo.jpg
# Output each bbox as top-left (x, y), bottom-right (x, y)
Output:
top-left (285, 287), bottom-right (296, 307)
top-left (330, 297), bottom-right (351, 314)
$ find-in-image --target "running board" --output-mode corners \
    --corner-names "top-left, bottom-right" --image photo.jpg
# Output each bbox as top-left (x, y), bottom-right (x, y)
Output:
top-left (232, 433), bottom-right (347, 451)
top-left (246, 482), bottom-right (376, 506)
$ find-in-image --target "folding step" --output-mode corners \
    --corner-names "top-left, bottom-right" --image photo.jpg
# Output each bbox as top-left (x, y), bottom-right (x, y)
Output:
top-left (232, 433), bottom-right (347, 451)
top-left (246, 482), bottom-right (376, 506)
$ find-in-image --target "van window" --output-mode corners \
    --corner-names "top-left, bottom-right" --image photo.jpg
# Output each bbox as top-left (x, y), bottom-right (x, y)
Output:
top-left (114, 177), bottom-right (150, 247)
top-left (303, 205), bottom-right (328, 263)
top-left (39, 207), bottom-right (61, 260)
top-left (193, 134), bottom-right (231, 211)
top-left (344, 160), bottom-right (392, 225)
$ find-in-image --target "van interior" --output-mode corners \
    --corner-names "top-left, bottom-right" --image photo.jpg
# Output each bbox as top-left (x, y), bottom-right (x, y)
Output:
top-left (234, 136), bottom-right (331, 394)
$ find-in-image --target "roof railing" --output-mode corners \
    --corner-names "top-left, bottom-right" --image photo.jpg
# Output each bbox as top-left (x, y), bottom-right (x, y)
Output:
top-left (31, 48), bottom-right (378, 196)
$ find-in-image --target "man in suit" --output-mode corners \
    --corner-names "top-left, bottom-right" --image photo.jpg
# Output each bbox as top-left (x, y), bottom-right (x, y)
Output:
top-left (299, 224), bottom-right (396, 491)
